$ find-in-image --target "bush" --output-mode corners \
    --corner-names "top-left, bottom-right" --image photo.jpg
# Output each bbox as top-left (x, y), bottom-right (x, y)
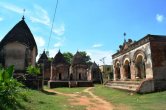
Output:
top-left (0, 65), bottom-right (24, 110)
top-left (26, 65), bottom-right (40, 76)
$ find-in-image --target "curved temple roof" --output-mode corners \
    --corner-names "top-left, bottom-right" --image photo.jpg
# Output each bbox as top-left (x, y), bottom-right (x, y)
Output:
top-left (53, 50), bottom-right (69, 65)
top-left (71, 51), bottom-right (86, 66)
top-left (38, 50), bottom-right (48, 64)
top-left (0, 18), bottom-right (37, 54)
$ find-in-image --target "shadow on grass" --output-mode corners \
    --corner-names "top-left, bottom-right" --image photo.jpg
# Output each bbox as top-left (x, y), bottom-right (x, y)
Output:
top-left (41, 89), bottom-right (56, 95)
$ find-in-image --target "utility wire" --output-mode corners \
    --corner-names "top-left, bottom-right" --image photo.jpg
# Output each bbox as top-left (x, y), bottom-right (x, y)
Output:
top-left (47, 0), bottom-right (59, 50)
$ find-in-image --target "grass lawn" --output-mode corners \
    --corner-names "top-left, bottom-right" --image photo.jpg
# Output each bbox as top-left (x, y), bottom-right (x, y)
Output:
top-left (17, 88), bottom-right (86, 110)
top-left (14, 85), bottom-right (166, 110)
top-left (92, 84), bottom-right (166, 110)
top-left (50, 87), bottom-right (87, 94)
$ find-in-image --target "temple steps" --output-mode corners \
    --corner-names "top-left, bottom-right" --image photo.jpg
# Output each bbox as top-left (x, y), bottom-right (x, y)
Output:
top-left (105, 80), bottom-right (142, 92)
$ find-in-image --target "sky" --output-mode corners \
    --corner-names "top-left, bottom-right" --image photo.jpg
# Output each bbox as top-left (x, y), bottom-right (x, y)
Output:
top-left (0, 0), bottom-right (166, 65)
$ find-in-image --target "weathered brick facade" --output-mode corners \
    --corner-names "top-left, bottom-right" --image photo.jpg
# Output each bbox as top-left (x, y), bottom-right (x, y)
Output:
top-left (111, 34), bottom-right (166, 93)
top-left (0, 18), bottom-right (37, 73)
top-left (47, 51), bottom-right (97, 88)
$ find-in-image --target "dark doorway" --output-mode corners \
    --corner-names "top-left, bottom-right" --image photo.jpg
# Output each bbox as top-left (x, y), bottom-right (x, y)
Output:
top-left (59, 73), bottom-right (62, 80)
top-left (70, 74), bottom-right (73, 80)
top-left (79, 73), bottom-right (81, 80)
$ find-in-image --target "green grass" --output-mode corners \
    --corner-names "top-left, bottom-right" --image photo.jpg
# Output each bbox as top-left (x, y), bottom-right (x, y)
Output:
top-left (50, 87), bottom-right (87, 94)
top-left (13, 85), bottom-right (166, 110)
top-left (17, 89), bottom-right (86, 110)
top-left (92, 84), bottom-right (166, 110)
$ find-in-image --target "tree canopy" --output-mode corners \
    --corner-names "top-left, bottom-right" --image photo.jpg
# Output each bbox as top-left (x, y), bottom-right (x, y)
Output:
top-left (63, 51), bottom-right (92, 65)
top-left (79, 51), bottom-right (92, 66)
top-left (63, 52), bottom-right (73, 64)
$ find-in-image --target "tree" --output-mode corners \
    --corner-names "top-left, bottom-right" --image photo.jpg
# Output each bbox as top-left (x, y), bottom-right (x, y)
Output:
top-left (63, 52), bottom-right (73, 64)
top-left (79, 51), bottom-right (92, 66)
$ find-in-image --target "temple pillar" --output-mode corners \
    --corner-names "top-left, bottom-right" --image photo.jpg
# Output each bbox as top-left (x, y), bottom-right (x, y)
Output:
top-left (120, 65), bottom-right (124, 80)
top-left (50, 62), bottom-right (53, 80)
top-left (130, 61), bottom-right (136, 80)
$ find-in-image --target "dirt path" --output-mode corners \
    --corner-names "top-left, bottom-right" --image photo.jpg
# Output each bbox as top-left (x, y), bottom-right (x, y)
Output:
top-left (45, 87), bottom-right (114, 110)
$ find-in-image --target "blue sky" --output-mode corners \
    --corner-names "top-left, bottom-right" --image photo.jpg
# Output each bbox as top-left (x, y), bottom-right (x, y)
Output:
top-left (0, 0), bottom-right (166, 65)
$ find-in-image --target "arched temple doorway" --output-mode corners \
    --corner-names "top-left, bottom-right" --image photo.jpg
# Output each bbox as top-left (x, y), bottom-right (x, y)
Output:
top-left (115, 62), bottom-right (121, 79)
top-left (70, 74), bottom-right (73, 80)
top-left (59, 73), bottom-right (62, 80)
top-left (123, 60), bottom-right (131, 79)
top-left (135, 55), bottom-right (146, 79)
top-left (79, 73), bottom-right (81, 80)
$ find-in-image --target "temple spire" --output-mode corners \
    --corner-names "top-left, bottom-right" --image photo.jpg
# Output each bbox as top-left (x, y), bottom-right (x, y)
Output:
top-left (22, 9), bottom-right (25, 20)
top-left (124, 32), bottom-right (126, 43)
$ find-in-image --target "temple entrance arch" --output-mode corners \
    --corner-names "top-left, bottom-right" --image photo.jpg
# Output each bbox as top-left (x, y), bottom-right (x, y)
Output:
top-left (79, 73), bottom-right (81, 80)
top-left (123, 59), bottom-right (131, 79)
top-left (115, 61), bottom-right (121, 79)
top-left (135, 54), bottom-right (146, 79)
top-left (59, 73), bottom-right (62, 80)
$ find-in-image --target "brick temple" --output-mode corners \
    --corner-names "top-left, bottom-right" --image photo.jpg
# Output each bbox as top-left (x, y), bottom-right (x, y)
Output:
top-left (106, 34), bottom-right (166, 93)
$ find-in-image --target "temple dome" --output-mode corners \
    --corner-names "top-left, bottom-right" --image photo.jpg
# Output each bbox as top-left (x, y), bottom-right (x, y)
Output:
top-left (38, 50), bottom-right (48, 64)
top-left (90, 62), bottom-right (98, 69)
top-left (0, 19), bottom-right (37, 54)
top-left (71, 51), bottom-right (86, 65)
top-left (53, 50), bottom-right (69, 65)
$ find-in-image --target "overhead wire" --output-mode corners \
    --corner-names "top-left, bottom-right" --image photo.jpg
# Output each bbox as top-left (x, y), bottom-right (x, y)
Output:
top-left (47, 0), bottom-right (59, 50)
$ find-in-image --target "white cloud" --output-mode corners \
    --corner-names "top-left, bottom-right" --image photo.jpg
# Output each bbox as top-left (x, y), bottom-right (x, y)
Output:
top-left (53, 24), bottom-right (65, 36)
top-left (34, 35), bottom-right (45, 47)
top-left (0, 3), bottom-right (23, 14)
top-left (156, 14), bottom-right (164, 23)
top-left (54, 42), bottom-right (63, 47)
top-left (30, 5), bottom-right (50, 26)
top-left (92, 44), bottom-right (103, 48)
top-left (54, 36), bottom-right (66, 48)
top-left (0, 17), bottom-right (3, 21)
top-left (0, 3), bottom-right (51, 26)
top-left (85, 49), bottom-right (114, 65)
top-left (48, 48), bottom-right (59, 58)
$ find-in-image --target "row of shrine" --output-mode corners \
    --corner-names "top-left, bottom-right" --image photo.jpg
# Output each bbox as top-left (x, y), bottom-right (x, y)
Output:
top-left (0, 18), bottom-right (102, 88)
top-left (38, 50), bottom-right (102, 87)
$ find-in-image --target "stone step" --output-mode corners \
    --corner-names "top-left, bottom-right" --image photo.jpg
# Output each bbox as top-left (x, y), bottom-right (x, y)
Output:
top-left (107, 81), bottom-right (141, 85)
top-left (106, 82), bottom-right (139, 88)
top-left (105, 80), bottom-right (141, 92)
top-left (105, 85), bottom-right (137, 91)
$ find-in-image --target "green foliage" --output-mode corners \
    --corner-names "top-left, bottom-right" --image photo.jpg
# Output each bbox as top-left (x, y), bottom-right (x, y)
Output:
top-left (26, 65), bottom-right (41, 75)
top-left (48, 57), bottom-right (53, 62)
top-left (0, 65), bottom-right (14, 82)
top-left (79, 51), bottom-right (92, 65)
top-left (0, 65), bottom-right (24, 110)
top-left (63, 51), bottom-right (92, 65)
top-left (63, 52), bottom-right (73, 63)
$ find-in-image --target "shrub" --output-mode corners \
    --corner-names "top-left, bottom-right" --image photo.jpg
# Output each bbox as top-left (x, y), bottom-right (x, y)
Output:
top-left (0, 65), bottom-right (24, 110)
top-left (26, 65), bottom-right (41, 76)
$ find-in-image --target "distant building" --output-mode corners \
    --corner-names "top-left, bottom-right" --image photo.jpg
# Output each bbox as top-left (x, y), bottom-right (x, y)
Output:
top-left (88, 62), bottom-right (103, 83)
top-left (48, 51), bottom-right (94, 88)
top-left (51, 50), bottom-right (70, 81)
top-left (106, 34), bottom-right (166, 93)
top-left (0, 17), bottom-right (37, 73)
top-left (99, 65), bottom-right (113, 80)
top-left (38, 50), bottom-right (51, 83)
top-left (70, 51), bottom-right (89, 81)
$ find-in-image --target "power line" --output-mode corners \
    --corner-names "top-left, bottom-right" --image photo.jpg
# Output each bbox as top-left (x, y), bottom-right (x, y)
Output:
top-left (47, 0), bottom-right (59, 50)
